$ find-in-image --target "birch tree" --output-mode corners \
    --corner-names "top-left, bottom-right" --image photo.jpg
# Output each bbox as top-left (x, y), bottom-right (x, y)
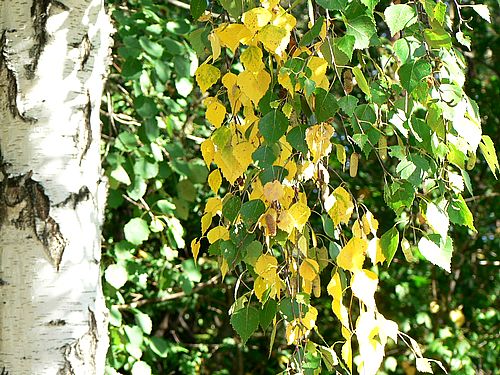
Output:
top-left (0, 1), bottom-right (112, 373)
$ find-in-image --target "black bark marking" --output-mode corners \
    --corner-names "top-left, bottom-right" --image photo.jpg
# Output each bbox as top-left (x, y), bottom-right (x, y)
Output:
top-left (80, 34), bottom-right (92, 69)
top-left (26, 0), bottom-right (71, 79)
top-left (47, 319), bottom-right (66, 326)
top-left (0, 169), bottom-right (66, 269)
top-left (78, 94), bottom-right (93, 165)
top-left (59, 309), bottom-right (98, 374)
top-left (0, 278), bottom-right (9, 286)
top-left (55, 186), bottom-right (90, 209)
top-left (26, 0), bottom-right (51, 79)
top-left (0, 32), bottom-right (37, 122)
top-left (0, 366), bottom-right (9, 375)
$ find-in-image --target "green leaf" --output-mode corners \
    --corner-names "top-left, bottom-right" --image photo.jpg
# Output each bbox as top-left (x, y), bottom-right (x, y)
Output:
top-left (124, 217), bottom-right (150, 245)
top-left (399, 59), bottom-right (432, 93)
top-left (315, 88), bottom-right (339, 122)
top-left (344, 3), bottom-right (376, 50)
top-left (252, 144), bottom-right (278, 168)
top-left (418, 235), bottom-right (453, 273)
top-left (447, 195), bottom-right (476, 231)
top-left (384, 181), bottom-right (415, 212)
top-left (139, 36), bottom-right (164, 58)
top-left (286, 125), bottom-right (309, 154)
top-left (110, 165), bottom-right (131, 185)
top-left (479, 135), bottom-right (499, 178)
top-left (299, 17), bottom-right (325, 47)
top-left (456, 32), bottom-right (471, 50)
top-left (134, 311), bottom-right (153, 335)
top-left (426, 202), bottom-right (449, 239)
top-left (259, 110), bottom-right (289, 144)
top-left (190, 0), bottom-right (208, 20)
top-left (384, 4), bottom-right (417, 37)
top-left (149, 337), bottom-right (169, 358)
top-left (105, 264), bottom-right (128, 289)
top-left (222, 194), bottom-right (242, 222)
top-left (338, 95), bottom-right (358, 116)
top-left (470, 4), bottom-right (491, 23)
top-left (243, 241), bottom-right (263, 266)
top-left (240, 199), bottom-right (266, 227)
top-left (424, 27), bottom-right (452, 49)
top-left (260, 299), bottom-right (278, 330)
top-left (156, 199), bottom-right (176, 214)
top-left (352, 67), bottom-right (371, 98)
top-left (230, 306), bottom-right (260, 345)
top-left (131, 361), bottom-right (151, 375)
top-left (182, 259), bottom-right (202, 282)
top-left (133, 159), bottom-right (158, 179)
top-left (124, 325), bottom-right (144, 346)
top-left (335, 35), bottom-right (356, 61)
top-left (219, 0), bottom-right (243, 19)
top-left (316, 0), bottom-right (348, 10)
top-left (381, 227), bottom-right (399, 266)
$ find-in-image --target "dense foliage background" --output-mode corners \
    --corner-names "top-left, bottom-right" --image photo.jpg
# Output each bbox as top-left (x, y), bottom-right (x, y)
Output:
top-left (100, 0), bottom-right (498, 374)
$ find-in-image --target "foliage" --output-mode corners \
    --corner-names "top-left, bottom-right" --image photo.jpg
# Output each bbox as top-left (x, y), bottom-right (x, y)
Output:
top-left (101, 0), bottom-right (499, 374)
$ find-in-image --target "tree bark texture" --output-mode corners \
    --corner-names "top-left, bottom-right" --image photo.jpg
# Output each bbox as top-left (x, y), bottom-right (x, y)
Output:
top-left (0, 1), bottom-right (112, 373)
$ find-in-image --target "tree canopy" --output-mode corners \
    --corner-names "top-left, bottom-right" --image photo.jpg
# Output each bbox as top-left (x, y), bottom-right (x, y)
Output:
top-left (101, 0), bottom-right (499, 374)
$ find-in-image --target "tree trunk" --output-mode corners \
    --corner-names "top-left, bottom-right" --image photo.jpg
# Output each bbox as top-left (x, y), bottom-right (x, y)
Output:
top-left (0, 1), bottom-right (112, 373)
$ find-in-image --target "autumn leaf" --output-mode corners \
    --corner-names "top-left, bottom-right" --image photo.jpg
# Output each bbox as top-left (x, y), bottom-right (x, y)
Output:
top-left (195, 63), bottom-right (220, 92)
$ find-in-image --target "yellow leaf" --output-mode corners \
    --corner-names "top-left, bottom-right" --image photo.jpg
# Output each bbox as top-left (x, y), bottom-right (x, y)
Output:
top-left (307, 56), bottom-right (328, 86)
top-left (278, 70), bottom-right (295, 95)
top-left (195, 63), bottom-right (220, 93)
top-left (356, 311), bottom-right (384, 375)
top-left (352, 219), bottom-right (364, 238)
top-left (220, 258), bottom-right (229, 279)
top-left (205, 197), bottom-right (222, 216)
top-left (214, 23), bottom-right (252, 53)
top-left (312, 275), bottom-right (321, 297)
top-left (327, 272), bottom-right (343, 299)
top-left (362, 210), bottom-right (379, 236)
top-left (204, 98), bottom-right (226, 128)
top-left (288, 202), bottom-right (311, 231)
top-left (214, 147), bottom-right (245, 185)
top-left (277, 210), bottom-right (295, 233)
top-left (351, 269), bottom-right (379, 310)
top-left (349, 152), bottom-right (359, 177)
top-left (222, 72), bottom-right (242, 114)
top-left (201, 139), bottom-right (215, 167)
top-left (241, 45), bottom-right (265, 72)
top-left (327, 186), bottom-right (354, 226)
top-left (367, 237), bottom-right (386, 265)
top-left (207, 225), bottom-right (229, 244)
top-left (306, 123), bottom-right (335, 162)
top-left (302, 305), bottom-right (318, 330)
top-left (208, 169), bottom-right (222, 193)
top-left (255, 253), bottom-right (278, 280)
top-left (237, 70), bottom-right (271, 106)
top-left (299, 258), bottom-right (320, 281)
top-left (263, 180), bottom-right (284, 203)
top-left (254, 276), bottom-right (267, 301)
top-left (286, 321), bottom-right (300, 345)
top-left (261, 0), bottom-right (280, 9)
top-left (258, 24), bottom-right (290, 56)
top-left (233, 141), bottom-right (254, 171)
top-left (271, 9), bottom-right (297, 32)
top-left (191, 238), bottom-right (200, 263)
top-left (261, 209), bottom-right (277, 237)
top-left (208, 32), bottom-right (221, 61)
top-left (342, 338), bottom-right (353, 372)
top-left (336, 144), bottom-right (346, 170)
top-left (201, 213), bottom-right (212, 235)
top-left (337, 237), bottom-right (367, 272)
top-left (242, 7), bottom-right (272, 33)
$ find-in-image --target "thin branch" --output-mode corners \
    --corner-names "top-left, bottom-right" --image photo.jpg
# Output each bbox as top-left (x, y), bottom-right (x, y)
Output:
top-left (114, 275), bottom-right (220, 309)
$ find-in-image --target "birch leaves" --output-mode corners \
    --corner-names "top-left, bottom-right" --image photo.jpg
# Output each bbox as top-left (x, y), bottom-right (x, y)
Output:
top-left (189, 0), bottom-right (494, 373)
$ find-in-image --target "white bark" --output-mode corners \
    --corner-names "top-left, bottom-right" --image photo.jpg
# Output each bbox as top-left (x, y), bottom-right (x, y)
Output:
top-left (0, 1), bottom-right (113, 373)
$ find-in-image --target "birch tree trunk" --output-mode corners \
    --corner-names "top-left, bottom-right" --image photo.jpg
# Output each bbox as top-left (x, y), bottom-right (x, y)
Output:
top-left (0, 1), bottom-right (112, 373)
